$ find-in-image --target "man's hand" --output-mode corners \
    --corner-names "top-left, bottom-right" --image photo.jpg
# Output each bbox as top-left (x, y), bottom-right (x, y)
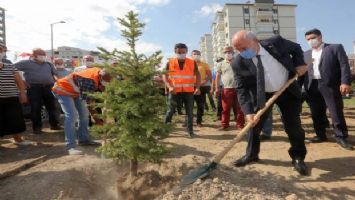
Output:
top-left (295, 65), bottom-right (308, 76)
top-left (340, 84), bottom-right (351, 95)
top-left (194, 88), bottom-right (201, 95)
top-left (214, 88), bottom-right (220, 96)
top-left (210, 87), bottom-right (215, 94)
top-left (200, 80), bottom-right (207, 86)
top-left (246, 114), bottom-right (260, 127)
top-left (168, 86), bottom-right (176, 95)
top-left (19, 93), bottom-right (28, 104)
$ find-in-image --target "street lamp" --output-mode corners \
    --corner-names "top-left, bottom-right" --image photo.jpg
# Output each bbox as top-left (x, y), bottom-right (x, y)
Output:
top-left (50, 20), bottom-right (65, 61)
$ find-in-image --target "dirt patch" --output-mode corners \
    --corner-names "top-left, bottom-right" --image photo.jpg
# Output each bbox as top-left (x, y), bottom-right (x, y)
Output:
top-left (117, 170), bottom-right (175, 200)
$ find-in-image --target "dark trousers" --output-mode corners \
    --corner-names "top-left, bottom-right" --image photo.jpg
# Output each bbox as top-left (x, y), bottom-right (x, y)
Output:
top-left (307, 79), bottom-right (348, 138)
top-left (204, 86), bottom-right (216, 111)
top-left (27, 84), bottom-right (59, 130)
top-left (246, 91), bottom-right (307, 160)
top-left (165, 92), bottom-right (194, 133)
top-left (216, 86), bottom-right (223, 119)
top-left (194, 86), bottom-right (209, 124)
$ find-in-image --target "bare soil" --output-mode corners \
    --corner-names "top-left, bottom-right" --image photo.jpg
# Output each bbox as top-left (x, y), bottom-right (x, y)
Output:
top-left (0, 107), bottom-right (354, 200)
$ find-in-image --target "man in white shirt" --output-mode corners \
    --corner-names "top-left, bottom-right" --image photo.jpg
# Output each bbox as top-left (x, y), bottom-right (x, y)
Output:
top-left (303, 28), bottom-right (352, 150)
top-left (231, 30), bottom-right (309, 176)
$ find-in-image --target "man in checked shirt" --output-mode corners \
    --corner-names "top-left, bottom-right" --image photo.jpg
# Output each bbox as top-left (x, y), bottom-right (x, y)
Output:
top-left (52, 67), bottom-right (111, 155)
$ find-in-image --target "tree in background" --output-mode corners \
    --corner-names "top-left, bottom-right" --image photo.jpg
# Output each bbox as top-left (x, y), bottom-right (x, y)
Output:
top-left (91, 11), bottom-right (170, 177)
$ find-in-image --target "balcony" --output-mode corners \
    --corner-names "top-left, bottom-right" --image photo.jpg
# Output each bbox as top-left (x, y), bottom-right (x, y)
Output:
top-left (256, 10), bottom-right (273, 16)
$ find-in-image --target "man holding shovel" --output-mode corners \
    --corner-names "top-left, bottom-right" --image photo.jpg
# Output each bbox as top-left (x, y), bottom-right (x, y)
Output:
top-left (231, 31), bottom-right (309, 175)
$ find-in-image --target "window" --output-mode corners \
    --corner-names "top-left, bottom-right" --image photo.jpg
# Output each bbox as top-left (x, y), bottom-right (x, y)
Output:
top-left (245, 19), bottom-right (250, 24)
top-left (226, 33), bottom-right (229, 38)
top-left (243, 8), bottom-right (249, 14)
top-left (273, 29), bottom-right (279, 34)
top-left (225, 22), bottom-right (228, 28)
top-left (273, 9), bottom-right (278, 14)
top-left (273, 19), bottom-right (278, 24)
top-left (260, 18), bottom-right (270, 23)
top-left (258, 8), bottom-right (271, 12)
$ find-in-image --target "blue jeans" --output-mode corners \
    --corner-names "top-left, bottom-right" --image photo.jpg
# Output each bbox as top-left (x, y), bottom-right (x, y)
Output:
top-left (53, 93), bottom-right (90, 149)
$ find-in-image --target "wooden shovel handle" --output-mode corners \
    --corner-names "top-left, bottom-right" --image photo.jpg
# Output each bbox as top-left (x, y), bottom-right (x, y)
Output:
top-left (212, 75), bottom-right (298, 163)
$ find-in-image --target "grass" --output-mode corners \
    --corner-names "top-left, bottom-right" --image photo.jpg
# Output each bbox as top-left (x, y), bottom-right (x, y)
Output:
top-left (343, 98), bottom-right (355, 107)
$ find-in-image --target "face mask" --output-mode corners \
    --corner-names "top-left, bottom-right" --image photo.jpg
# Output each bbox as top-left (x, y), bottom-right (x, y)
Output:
top-left (36, 55), bottom-right (46, 62)
top-left (239, 48), bottom-right (257, 59)
top-left (192, 55), bottom-right (201, 61)
top-left (56, 64), bottom-right (64, 69)
top-left (308, 38), bottom-right (321, 48)
top-left (100, 79), bottom-right (109, 86)
top-left (176, 54), bottom-right (186, 60)
top-left (85, 61), bottom-right (94, 67)
top-left (225, 53), bottom-right (234, 61)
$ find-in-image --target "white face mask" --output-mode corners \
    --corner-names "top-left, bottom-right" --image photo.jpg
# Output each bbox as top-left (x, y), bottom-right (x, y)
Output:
top-left (100, 79), bottom-right (109, 86)
top-left (192, 55), bottom-right (201, 61)
top-left (0, 52), bottom-right (5, 60)
top-left (85, 61), bottom-right (94, 67)
top-left (308, 38), bottom-right (321, 49)
top-left (56, 64), bottom-right (64, 69)
top-left (36, 55), bottom-right (46, 62)
top-left (176, 54), bottom-right (186, 60)
top-left (225, 53), bottom-right (234, 61)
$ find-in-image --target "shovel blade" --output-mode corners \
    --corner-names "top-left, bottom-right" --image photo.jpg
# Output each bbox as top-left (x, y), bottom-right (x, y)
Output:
top-left (180, 162), bottom-right (217, 186)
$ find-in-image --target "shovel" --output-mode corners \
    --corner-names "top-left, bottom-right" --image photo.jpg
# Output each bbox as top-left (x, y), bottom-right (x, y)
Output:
top-left (181, 74), bottom-right (299, 185)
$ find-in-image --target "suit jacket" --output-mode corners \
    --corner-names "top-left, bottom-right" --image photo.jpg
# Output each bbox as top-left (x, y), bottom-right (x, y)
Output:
top-left (303, 43), bottom-right (352, 89)
top-left (232, 35), bottom-right (306, 115)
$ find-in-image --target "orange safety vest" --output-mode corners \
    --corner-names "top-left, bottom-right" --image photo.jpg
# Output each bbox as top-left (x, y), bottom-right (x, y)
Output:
top-left (52, 67), bottom-right (101, 97)
top-left (168, 58), bottom-right (196, 93)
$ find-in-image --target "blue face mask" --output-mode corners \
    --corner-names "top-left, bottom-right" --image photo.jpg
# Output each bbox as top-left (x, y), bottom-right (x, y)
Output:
top-left (240, 48), bottom-right (256, 59)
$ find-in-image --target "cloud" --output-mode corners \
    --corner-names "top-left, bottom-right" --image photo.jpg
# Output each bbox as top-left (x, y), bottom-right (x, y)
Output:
top-left (197, 3), bottom-right (223, 17)
top-left (2, 0), bottom-right (168, 59)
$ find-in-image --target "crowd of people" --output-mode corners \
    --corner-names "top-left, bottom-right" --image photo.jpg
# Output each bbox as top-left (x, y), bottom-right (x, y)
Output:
top-left (0, 28), bottom-right (353, 175)
top-left (0, 47), bottom-right (108, 155)
top-left (162, 28), bottom-right (353, 176)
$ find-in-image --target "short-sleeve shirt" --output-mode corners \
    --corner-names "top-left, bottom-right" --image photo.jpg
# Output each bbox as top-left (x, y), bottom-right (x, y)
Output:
top-left (0, 64), bottom-right (19, 98)
top-left (196, 61), bottom-right (210, 85)
top-left (216, 60), bottom-right (237, 88)
top-left (14, 60), bottom-right (57, 85)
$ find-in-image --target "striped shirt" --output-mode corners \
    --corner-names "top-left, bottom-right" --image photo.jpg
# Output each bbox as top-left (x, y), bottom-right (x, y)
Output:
top-left (0, 64), bottom-right (19, 98)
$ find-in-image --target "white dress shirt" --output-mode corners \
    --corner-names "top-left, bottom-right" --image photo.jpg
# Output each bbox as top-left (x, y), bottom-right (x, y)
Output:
top-left (311, 43), bottom-right (324, 79)
top-left (252, 45), bottom-right (288, 92)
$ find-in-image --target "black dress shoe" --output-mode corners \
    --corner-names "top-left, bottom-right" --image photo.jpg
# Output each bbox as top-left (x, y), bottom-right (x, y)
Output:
top-left (305, 136), bottom-right (327, 143)
top-left (233, 155), bottom-right (259, 167)
top-left (260, 134), bottom-right (271, 141)
top-left (292, 159), bottom-right (308, 176)
top-left (335, 138), bottom-right (353, 150)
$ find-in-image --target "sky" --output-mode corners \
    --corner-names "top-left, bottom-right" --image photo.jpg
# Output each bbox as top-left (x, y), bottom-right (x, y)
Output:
top-left (2, 0), bottom-right (355, 62)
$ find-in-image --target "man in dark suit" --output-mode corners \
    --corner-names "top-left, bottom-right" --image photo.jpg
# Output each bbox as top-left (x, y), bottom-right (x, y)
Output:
top-left (231, 30), bottom-right (309, 175)
top-left (303, 28), bottom-right (353, 150)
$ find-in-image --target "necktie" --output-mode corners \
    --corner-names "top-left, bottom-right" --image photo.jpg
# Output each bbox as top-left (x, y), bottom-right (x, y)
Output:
top-left (256, 55), bottom-right (265, 108)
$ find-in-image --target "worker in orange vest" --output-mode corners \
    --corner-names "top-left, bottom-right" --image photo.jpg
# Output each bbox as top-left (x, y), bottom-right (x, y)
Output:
top-left (52, 67), bottom-right (111, 155)
top-left (163, 43), bottom-right (201, 137)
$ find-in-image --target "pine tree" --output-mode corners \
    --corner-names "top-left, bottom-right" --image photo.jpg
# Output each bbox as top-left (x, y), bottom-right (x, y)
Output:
top-left (91, 11), bottom-right (170, 177)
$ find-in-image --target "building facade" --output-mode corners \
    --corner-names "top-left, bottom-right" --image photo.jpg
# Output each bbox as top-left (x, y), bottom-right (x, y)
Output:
top-left (202, 0), bottom-right (297, 66)
top-left (199, 34), bottom-right (214, 68)
top-left (0, 7), bottom-right (6, 46)
top-left (44, 46), bottom-right (103, 67)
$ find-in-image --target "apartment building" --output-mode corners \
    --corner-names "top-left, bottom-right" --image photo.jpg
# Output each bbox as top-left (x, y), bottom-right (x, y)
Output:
top-left (199, 34), bottom-right (214, 68)
top-left (0, 7), bottom-right (6, 46)
top-left (203, 0), bottom-right (297, 65)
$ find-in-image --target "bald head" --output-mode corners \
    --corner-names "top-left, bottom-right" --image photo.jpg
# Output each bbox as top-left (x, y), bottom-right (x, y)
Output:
top-left (32, 48), bottom-right (46, 63)
top-left (232, 31), bottom-right (258, 52)
top-left (231, 30), bottom-right (260, 59)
